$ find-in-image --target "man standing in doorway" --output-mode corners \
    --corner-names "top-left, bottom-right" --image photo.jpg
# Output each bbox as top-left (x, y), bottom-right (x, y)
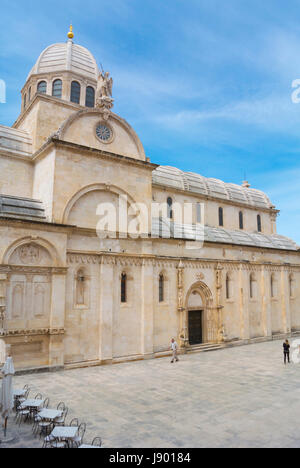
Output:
top-left (170, 338), bottom-right (179, 363)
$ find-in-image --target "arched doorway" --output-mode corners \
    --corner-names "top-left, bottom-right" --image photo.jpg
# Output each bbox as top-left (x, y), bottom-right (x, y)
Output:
top-left (185, 282), bottom-right (217, 345)
top-left (187, 291), bottom-right (204, 345)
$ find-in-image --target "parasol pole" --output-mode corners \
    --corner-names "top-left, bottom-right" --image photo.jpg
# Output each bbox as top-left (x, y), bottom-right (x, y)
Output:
top-left (4, 416), bottom-right (7, 438)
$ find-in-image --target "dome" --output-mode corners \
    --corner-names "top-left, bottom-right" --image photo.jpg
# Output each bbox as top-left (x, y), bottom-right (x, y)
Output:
top-left (27, 40), bottom-right (99, 82)
top-left (152, 165), bottom-right (273, 210)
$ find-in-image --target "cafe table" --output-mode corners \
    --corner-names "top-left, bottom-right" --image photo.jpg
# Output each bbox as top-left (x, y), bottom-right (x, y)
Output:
top-left (50, 426), bottom-right (79, 447)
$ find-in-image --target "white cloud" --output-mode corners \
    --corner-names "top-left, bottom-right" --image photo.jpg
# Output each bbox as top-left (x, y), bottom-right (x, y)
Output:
top-left (152, 91), bottom-right (300, 136)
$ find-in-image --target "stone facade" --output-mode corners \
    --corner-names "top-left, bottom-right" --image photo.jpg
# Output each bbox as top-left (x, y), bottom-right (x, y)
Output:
top-left (0, 32), bottom-right (299, 371)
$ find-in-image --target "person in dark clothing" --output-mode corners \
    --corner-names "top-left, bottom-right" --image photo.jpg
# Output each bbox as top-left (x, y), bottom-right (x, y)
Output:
top-left (283, 340), bottom-right (290, 364)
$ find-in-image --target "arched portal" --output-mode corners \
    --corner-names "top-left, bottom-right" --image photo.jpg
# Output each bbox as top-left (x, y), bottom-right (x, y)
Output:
top-left (185, 282), bottom-right (217, 345)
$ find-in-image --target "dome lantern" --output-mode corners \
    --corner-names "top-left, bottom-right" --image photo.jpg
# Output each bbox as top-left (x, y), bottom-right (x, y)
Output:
top-left (67, 24), bottom-right (74, 40)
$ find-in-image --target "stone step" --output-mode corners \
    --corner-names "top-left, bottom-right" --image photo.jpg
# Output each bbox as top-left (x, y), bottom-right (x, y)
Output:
top-left (186, 343), bottom-right (224, 354)
top-left (64, 360), bottom-right (101, 370)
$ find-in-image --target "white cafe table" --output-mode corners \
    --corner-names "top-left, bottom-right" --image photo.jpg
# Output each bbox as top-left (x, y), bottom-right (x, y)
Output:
top-left (78, 445), bottom-right (101, 448)
top-left (38, 409), bottom-right (62, 421)
top-left (22, 399), bottom-right (44, 409)
top-left (13, 389), bottom-right (27, 398)
top-left (51, 426), bottom-right (78, 440)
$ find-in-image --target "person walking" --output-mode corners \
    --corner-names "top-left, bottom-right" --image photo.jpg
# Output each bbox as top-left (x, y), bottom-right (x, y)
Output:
top-left (283, 339), bottom-right (290, 364)
top-left (170, 338), bottom-right (179, 363)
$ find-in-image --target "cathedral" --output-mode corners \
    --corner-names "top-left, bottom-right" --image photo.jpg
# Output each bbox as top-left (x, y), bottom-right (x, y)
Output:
top-left (0, 27), bottom-right (299, 371)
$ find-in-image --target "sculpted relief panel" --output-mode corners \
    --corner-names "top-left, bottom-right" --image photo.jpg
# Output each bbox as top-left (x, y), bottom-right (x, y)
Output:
top-left (11, 279), bottom-right (25, 319)
top-left (4, 242), bottom-right (53, 327)
top-left (7, 274), bottom-right (51, 323)
top-left (9, 243), bottom-right (52, 267)
top-left (32, 276), bottom-right (51, 319)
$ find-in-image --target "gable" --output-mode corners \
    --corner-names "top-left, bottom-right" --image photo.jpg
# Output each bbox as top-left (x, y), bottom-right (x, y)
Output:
top-left (58, 109), bottom-right (146, 161)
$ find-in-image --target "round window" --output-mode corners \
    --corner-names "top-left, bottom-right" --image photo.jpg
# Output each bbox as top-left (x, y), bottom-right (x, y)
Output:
top-left (96, 124), bottom-right (113, 143)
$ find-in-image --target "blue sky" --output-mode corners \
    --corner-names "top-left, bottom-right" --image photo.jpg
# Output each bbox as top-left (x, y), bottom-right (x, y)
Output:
top-left (0, 0), bottom-right (300, 242)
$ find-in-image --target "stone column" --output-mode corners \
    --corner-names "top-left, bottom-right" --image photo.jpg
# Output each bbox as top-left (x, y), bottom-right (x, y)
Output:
top-left (281, 269), bottom-right (291, 334)
top-left (177, 261), bottom-right (187, 348)
top-left (140, 260), bottom-right (154, 358)
top-left (215, 264), bottom-right (224, 343)
top-left (49, 271), bottom-right (67, 368)
top-left (80, 82), bottom-right (86, 107)
top-left (63, 79), bottom-right (71, 102)
top-left (99, 258), bottom-right (114, 364)
top-left (0, 273), bottom-right (8, 335)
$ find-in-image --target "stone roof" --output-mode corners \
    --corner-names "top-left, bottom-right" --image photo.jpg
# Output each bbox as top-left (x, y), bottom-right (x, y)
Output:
top-left (27, 40), bottom-right (99, 82)
top-left (0, 126), bottom-right (32, 157)
top-left (0, 195), bottom-right (46, 222)
top-left (152, 166), bottom-right (273, 210)
top-left (152, 218), bottom-right (299, 251)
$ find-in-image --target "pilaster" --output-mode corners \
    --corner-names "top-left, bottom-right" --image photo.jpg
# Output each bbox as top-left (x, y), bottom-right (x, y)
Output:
top-left (99, 258), bottom-right (114, 362)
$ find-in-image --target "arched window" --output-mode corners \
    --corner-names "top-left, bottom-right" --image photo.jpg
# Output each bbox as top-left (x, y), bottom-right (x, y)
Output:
top-left (196, 203), bottom-right (202, 223)
top-left (28, 87), bottom-right (31, 102)
top-left (52, 79), bottom-right (62, 98)
top-left (250, 273), bottom-right (256, 299)
top-left (239, 211), bottom-right (244, 230)
top-left (121, 273), bottom-right (127, 303)
top-left (76, 268), bottom-right (86, 306)
top-left (289, 274), bottom-right (295, 298)
top-left (23, 93), bottom-right (27, 109)
top-left (257, 214), bottom-right (262, 232)
top-left (271, 274), bottom-right (275, 298)
top-left (219, 207), bottom-right (224, 227)
top-left (226, 274), bottom-right (232, 299)
top-left (159, 274), bottom-right (164, 303)
top-left (167, 197), bottom-right (173, 219)
top-left (37, 81), bottom-right (47, 94)
top-left (70, 81), bottom-right (81, 104)
top-left (85, 86), bottom-right (95, 107)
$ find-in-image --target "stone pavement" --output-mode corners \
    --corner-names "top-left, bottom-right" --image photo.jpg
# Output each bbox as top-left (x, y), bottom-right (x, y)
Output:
top-left (1, 339), bottom-right (300, 448)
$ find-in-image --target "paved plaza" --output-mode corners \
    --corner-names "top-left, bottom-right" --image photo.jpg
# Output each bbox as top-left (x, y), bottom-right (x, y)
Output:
top-left (2, 339), bottom-right (300, 448)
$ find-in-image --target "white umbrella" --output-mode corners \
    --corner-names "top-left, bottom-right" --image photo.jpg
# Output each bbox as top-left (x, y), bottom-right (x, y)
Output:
top-left (0, 356), bottom-right (15, 437)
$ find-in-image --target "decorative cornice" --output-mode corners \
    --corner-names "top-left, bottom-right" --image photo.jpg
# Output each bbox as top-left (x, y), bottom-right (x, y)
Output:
top-left (32, 137), bottom-right (157, 172)
top-left (0, 265), bottom-right (68, 275)
top-left (0, 328), bottom-right (65, 337)
top-left (66, 252), bottom-right (300, 272)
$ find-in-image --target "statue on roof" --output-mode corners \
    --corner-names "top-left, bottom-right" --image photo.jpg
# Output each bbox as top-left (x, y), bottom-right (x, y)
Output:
top-left (96, 69), bottom-right (114, 110)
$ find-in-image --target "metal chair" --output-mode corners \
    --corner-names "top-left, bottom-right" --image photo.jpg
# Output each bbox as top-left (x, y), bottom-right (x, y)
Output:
top-left (38, 419), bottom-right (53, 439)
top-left (16, 401), bottom-right (31, 426)
top-left (33, 398), bottom-right (50, 435)
top-left (15, 388), bottom-right (30, 423)
top-left (54, 407), bottom-right (68, 426)
top-left (72, 422), bottom-right (86, 448)
top-left (43, 398), bottom-right (50, 408)
top-left (50, 437), bottom-right (67, 449)
top-left (57, 402), bottom-right (66, 411)
top-left (29, 394), bottom-right (43, 420)
top-left (42, 433), bottom-right (56, 449)
top-left (92, 437), bottom-right (102, 447)
top-left (16, 387), bottom-right (30, 409)
top-left (69, 418), bottom-right (79, 427)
